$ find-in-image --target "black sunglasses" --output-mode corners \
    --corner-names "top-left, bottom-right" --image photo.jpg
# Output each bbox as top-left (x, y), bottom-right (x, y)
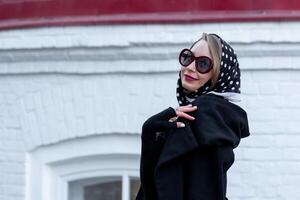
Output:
top-left (179, 48), bottom-right (213, 74)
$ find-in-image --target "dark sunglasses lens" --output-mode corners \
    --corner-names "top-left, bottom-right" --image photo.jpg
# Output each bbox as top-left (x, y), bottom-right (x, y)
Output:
top-left (196, 57), bottom-right (212, 73)
top-left (179, 50), bottom-right (193, 66)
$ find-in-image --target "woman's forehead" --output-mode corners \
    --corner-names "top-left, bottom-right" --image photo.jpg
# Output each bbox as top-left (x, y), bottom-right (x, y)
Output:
top-left (191, 39), bottom-right (211, 57)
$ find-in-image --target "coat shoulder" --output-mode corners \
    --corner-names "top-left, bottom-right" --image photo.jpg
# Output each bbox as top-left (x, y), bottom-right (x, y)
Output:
top-left (189, 93), bottom-right (250, 143)
top-left (192, 93), bottom-right (247, 115)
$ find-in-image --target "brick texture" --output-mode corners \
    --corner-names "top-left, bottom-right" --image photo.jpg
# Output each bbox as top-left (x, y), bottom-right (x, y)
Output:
top-left (0, 22), bottom-right (300, 200)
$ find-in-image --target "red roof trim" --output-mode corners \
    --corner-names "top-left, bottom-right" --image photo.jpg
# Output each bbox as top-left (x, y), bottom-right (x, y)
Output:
top-left (1, 0), bottom-right (300, 30)
top-left (1, 11), bottom-right (300, 30)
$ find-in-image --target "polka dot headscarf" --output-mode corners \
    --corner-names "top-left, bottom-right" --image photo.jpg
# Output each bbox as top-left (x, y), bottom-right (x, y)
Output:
top-left (176, 33), bottom-right (241, 106)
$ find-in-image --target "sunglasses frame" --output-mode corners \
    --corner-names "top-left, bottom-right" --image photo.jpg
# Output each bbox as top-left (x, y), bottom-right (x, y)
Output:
top-left (179, 48), bottom-right (213, 74)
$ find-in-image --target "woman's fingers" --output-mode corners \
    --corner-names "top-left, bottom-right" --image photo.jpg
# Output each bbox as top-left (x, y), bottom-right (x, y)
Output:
top-left (176, 122), bottom-right (186, 128)
top-left (168, 116), bottom-right (178, 122)
top-left (175, 105), bottom-right (197, 120)
top-left (181, 104), bottom-right (194, 108)
top-left (177, 112), bottom-right (195, 120)
top-left (164, 105), bottom-right (197, 129)
top-left (177, 105), bottom-right (197, 112)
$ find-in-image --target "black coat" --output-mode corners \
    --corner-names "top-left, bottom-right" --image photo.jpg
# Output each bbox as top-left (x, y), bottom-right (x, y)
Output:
top-left (136, 94), bottom-right (250, 200)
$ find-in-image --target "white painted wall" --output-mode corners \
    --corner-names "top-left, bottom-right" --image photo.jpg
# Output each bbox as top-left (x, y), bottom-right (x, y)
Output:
top-left (0, 22), bottom-right (300, 200)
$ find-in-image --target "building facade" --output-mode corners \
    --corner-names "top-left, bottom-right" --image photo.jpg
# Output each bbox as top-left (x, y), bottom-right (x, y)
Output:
top-left (1, 1), bottom-right (300, 200)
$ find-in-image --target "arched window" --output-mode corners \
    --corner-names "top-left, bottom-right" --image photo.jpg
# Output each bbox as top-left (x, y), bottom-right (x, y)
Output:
top-left (26, 134), bottom-right (141, 200)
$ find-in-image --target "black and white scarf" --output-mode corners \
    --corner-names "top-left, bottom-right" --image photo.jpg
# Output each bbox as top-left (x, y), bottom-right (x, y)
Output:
top-left (176, 33), bottom-right (241, 106)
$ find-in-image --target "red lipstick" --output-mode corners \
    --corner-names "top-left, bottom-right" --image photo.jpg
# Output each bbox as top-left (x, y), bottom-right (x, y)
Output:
top-left (184, 74), bottom-right (198, 81)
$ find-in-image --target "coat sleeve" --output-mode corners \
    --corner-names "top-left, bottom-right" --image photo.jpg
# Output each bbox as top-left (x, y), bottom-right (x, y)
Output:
top-left (188, 95), bottom-right (250, 148)
top-left (137, 107), bottom-right (175, 200)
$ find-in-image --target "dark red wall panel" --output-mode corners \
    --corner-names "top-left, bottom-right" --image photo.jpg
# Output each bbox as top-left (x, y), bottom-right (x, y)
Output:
top-left (1, 0), bottom-right (300, 30)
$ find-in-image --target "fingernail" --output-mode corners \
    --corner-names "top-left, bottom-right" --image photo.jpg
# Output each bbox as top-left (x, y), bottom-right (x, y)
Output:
top-left (188, 104), bottom-right (192, 106)
top-left (193, 106), bottom-right (197, 108)
top-left (179, 123), bottom-right (185, 128)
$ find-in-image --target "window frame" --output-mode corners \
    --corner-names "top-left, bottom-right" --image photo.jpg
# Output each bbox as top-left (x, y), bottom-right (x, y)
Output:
top-left (25, 134), bottom-right (140, 200)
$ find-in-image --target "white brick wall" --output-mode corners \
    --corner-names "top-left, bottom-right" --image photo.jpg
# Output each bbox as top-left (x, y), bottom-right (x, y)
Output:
top-left (0, 22), bottom-right (300, 199)
top-left (0, 83), bottom-right (25, 200)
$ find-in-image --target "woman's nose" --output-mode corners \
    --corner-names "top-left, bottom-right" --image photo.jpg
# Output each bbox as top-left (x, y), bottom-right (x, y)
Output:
top-left (186, 61), bottom-right (196, 72)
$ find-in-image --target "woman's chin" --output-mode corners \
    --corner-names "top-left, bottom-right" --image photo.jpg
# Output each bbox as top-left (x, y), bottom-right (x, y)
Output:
top-left (182, 83), bottom-right (197, 93)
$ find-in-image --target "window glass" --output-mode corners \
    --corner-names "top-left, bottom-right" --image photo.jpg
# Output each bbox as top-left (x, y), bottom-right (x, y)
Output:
top-left (69, 176), bottom-right (122, 200)
top-left (130, 177), bottom-right (140, 200)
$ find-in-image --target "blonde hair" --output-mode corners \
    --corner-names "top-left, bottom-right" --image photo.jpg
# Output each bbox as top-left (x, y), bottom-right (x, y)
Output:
top-left (190, 32), bottom-right (222, 88)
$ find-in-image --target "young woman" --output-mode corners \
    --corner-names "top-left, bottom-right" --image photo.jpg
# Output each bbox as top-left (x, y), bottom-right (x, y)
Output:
top-left (136, 32), bottom-right (250, 200)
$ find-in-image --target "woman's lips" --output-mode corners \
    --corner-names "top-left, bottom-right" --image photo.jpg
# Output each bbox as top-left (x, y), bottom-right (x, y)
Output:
top-left (184, 74), bottom-right (198, 81)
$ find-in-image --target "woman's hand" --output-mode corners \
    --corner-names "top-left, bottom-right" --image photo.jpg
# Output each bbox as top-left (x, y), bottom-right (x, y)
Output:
top-left (142, 104), bottom-right (198, 135)
top-left (169, 104), bottom-right (198, 128)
